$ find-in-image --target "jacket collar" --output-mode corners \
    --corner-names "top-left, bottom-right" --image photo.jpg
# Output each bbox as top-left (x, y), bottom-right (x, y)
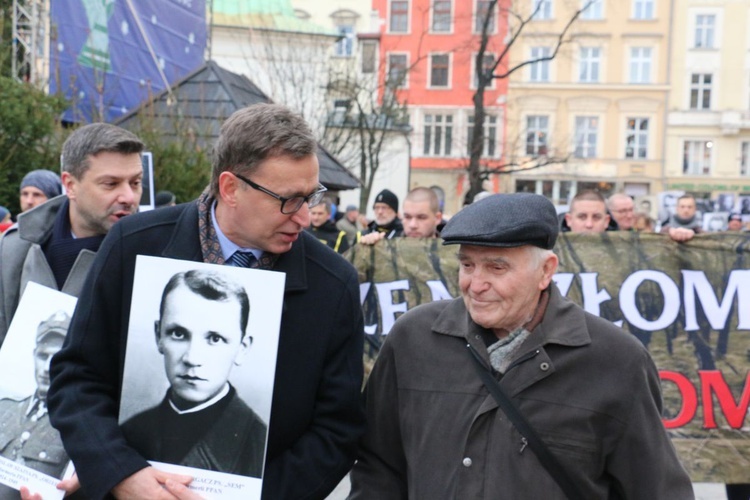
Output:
top-left (14, 195), bottom-right (67, 244)
top-left (432, 282), bottom-right (591, 349)
top-left (160, 201), bottom-right (309, 293)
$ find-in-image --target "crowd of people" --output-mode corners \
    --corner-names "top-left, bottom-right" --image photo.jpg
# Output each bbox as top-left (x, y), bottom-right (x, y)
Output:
top-left (0, 103), bottom-right (746, 499)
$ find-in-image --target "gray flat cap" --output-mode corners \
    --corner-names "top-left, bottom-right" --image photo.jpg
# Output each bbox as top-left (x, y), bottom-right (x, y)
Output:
top-left (442, 193), bottom-right (558, 249)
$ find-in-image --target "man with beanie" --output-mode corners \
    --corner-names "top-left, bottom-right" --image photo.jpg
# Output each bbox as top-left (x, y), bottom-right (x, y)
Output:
top-left (19, 170), bottom-right (63, 213)
top-left (360, 189), bottom-right (403, 244)
top-left (0, 123), bottom-right (143, 346)
top-left (349, 193), bottom-right (693, 499)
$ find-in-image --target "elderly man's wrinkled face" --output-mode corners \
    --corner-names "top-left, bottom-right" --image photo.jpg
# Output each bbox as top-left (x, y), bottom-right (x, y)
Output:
top-left (458, 245), bottom-right (557, 337)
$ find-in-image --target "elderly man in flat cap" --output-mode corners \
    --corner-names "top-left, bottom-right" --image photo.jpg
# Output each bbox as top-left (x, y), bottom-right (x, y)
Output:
top-left (348, 193), bottom-right (693, 500)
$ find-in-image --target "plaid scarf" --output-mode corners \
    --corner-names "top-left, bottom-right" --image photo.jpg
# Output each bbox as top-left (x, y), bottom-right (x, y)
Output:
top-left (196, 189), bottom-right (279, 270)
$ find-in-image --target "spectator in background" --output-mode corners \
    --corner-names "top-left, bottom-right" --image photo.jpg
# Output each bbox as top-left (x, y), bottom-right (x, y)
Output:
top-left (607, 193), bottom-right (635, 231)
top-left (307, 198), bottom-right (350, 254)
top-left (20, 170), bottom-right (63, 213)
top-left (402, 187), bottom-right (442, 239)
top-left (0, 207), bottom-right (12, 233)
top-left (633, 212), bottom-right (655, 233)
top-left (564, 190), bottom-right (610, 233)
top-left (154, 190), bottom-right (176, 208)
top-left (336, 204), bottom-right (363, 246)
top-left (661, 194), bottom-right (702, 242)
top-left (360, 189), bottom-right (403, 244)
top-left (727, 213), bottom-right (744, 232)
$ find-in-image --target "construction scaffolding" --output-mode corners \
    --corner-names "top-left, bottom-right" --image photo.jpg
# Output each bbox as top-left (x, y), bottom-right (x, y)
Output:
top-left (12, 0), bottom-right (49, 87)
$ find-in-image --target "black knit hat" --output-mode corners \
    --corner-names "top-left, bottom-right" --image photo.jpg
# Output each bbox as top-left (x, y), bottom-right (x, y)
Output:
top-left (441, 193), bottom-right (559, 250)
top-left (373, 189), bottom-right (399, 212)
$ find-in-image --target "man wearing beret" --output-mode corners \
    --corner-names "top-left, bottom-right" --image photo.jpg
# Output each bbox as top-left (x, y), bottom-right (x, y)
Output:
top-left (0, 124), bottom-right (143, 347)
top-left (0, 311), bottom-right (71, 492)
top-left (349, 193), bottom-right (693, 499)
top-left (19, 170), bottom-right (63, 214)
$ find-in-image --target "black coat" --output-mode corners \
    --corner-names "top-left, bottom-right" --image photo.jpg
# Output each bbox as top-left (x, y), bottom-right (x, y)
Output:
top-left (48, 201), bottom-right (365, 500)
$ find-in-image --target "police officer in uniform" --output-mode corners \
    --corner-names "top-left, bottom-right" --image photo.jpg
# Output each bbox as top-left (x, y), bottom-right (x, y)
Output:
top-left (0, 311), bottom-right (70, 481)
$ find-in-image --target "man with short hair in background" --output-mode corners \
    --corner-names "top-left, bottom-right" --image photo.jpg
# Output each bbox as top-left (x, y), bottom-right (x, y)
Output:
top-left (607, 193), bottom-right (635, 231)
top-left (661, 194), bottom-right (702, 242)
top-left (564, 190), bottom-right (610, 233)
top-left (402, 187), bottom-right (442, 239)
top-left (0, 123), bottom-right (144, 346)
top-left (307, 198), bottom-right (350, 254)
top-left (19, 170), bottom-right (63, 213)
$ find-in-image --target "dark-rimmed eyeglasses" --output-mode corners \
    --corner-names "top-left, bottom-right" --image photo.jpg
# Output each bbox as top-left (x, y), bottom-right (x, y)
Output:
top-left (234, 173), bottom-right (327, 214)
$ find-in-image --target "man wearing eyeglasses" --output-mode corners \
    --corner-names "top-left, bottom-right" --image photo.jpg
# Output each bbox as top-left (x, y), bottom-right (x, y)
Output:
top-left (47, 104), bottom-right (365, 499)
top-left (606, 193), bottom-right (636, 231)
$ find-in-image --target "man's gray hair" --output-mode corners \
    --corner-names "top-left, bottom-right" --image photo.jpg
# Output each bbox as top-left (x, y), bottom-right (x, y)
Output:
top-left (210, 103), bottom-right (317, 197)
top-left (62, 123), bottom-right (144, 179)
top-left (526, 246), bottom-right (555, 270)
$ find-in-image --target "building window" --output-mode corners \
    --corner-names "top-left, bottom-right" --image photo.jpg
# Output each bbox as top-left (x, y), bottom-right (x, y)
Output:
top-left (579, 47), bottom-right (601, 83)
top-left (430, 54), bottom-right (450, 88)
top-left (683, 140), bottom-right (712, 175)
top-left (432, 0), bottom-right (451, 32)
top-left (532, 0), bottom-right (552, 20)
top-left (694, 14), bottom-right (715, 49)
top-left (361, 40), bottom-right (377, 74)
top-left (474, 0), bottom-right (496, 33)
top-left (629, 47), bottom-right (651, 84)
top-left (335, 25), bottom-right (355, 57)
top-left (467, 115), bottom-right (498, 157)
top-left (526, 115), bottom-right (549, 156)
top-left (632, 0), bottom-right (654, 19)
top-left (424, 114), bottom-right (453, 156)
top-left (529, 46), bottom-right (550, 82)
top-left (741, 142), bottom-right (750, 176)
top-left (574, 116), bottom-right (598, 158)
top-left (690, 73), bottom-right (712, 109)
top-left (390, 0), bottom-right (409, 33)
top-left (387, 53), bottom-right (408, 88)
top-left (581, 0), bottom-right (603, 19)
top-left (473, 53), bottom-right (495, 88)
top-left (625, 118), bottom-right (648, 159)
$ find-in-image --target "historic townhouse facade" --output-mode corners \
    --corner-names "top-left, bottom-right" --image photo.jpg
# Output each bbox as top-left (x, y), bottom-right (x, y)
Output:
top-left (665, 0), bottom-right (750, 208)
top-left (372, 0), bottom-right (509, 215)
top-left (504, 0), bottom-right (672, 208)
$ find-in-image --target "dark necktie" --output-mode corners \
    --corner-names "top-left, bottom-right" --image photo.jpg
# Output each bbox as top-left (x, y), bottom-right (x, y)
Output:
top-left (227, 250), bottom-right (257, 268)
